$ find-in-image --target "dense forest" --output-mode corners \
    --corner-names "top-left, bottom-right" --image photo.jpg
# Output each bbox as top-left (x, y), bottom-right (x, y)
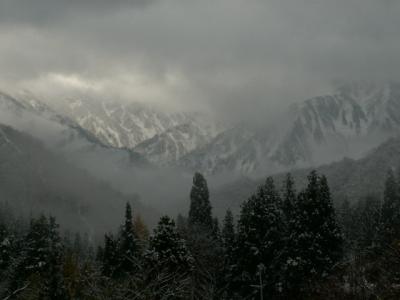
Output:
top-left (1, 170), bottom-right (400, 299)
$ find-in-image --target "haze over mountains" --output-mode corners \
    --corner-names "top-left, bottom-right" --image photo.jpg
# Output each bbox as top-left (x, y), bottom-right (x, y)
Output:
top-left (0, 81), bottom-right (399, 229)
top-left (212, 136), bottom-right (400, 217)
top-left (0, 123), bottom-right (157, 235)
top-left (13, 82), bottom-right (399, 176)
top-left (180, 82), bottom-right (400, 175)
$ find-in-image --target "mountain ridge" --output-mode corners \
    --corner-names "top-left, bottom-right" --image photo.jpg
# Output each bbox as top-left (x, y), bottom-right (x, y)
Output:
top-left (0, 123), bottom-right (158, 235)
top-left (212, 135), bottom-right (400, 217)
top-left (179, 82), bottom-right (400, 175)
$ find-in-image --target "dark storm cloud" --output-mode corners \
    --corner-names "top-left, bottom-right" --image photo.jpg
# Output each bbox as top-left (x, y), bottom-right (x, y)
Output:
top-left (0, 0), bottom-right (400, 115)
top-left (0, 0), bottom-right (154, 25)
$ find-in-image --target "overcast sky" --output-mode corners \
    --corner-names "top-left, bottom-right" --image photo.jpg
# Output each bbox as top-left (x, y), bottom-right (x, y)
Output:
top-left (0, 0), bottom-right (399, 115)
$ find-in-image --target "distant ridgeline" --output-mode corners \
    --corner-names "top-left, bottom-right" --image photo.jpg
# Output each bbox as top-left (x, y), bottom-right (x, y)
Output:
top-left (212, 136), bottom-right (400, 217)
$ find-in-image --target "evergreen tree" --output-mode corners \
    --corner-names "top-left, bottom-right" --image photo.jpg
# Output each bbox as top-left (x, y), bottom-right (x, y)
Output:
top-left (337, 198), bottom-right (354, 248)
top-left (235, 177), bottom-right (285, 298)
top-left (188, 173), bottom-right (213, 231)
top-left (222, 209), bottom-right (235, 251)
top-left (356, 195), bottom-right (381, 252)
top-left (0, 223), bottom-right (12, 272)
top-left (186, 173), bottom-right (222, 299)
top-left (101, 233), bottom-right (119, 278)
top-left (146, 216), bottom-right (194, 299)
top-left (377, 170), bottom-right (400, 294)
top-left (13, 216), bottom-right (56, 281)
top-left (147, 216), bottom-right (193, 272)
top-left (221, 209), bottom-right (236, 297)
top-left (380, 169), bottom-right (400, 245)
top-left (41, 216), bottom-right (68, 300)
top-left (282, 173), bottom-right (296, 222)
top-left (283, 171), bottom-right (343, 296)
top-left (118, 202), bottom-right (139, 274)
top-left (9, 215), bottom-right (67, 299)
top-left (212, 217), bottom-right (221, 240)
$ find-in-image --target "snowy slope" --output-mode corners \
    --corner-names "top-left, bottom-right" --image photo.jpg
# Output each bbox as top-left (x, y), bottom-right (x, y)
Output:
top-left (55, 98), bottom-right (204, 147)
top-left (45, 97), bottom-right (222, 164)
top-left (179, 82), bottom-right (400, 175)
top-left (133, 120), bottom-right (221, 165)
top-left (0, 91), bottom-right (148, 185)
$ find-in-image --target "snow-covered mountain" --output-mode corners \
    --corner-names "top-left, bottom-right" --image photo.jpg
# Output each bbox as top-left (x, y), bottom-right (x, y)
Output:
top-left (133, 120), bottom-right (221, 165)
top-left (53, 98), bottom-right (210, 147)
top-left (4, 82), bottom-right (398, 177)
top-left (0, 91), bottom-right (193, 215)
top-left (178, 82), bottom-right (400, 175)
top-left (46, 97), bottom-right (222, 164)
top-left (0, 91), bottom-right (148, 187)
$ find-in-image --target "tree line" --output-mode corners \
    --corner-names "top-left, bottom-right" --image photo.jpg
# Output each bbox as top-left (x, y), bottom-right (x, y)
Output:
top-left (1, 169), bottom-right (400, 299)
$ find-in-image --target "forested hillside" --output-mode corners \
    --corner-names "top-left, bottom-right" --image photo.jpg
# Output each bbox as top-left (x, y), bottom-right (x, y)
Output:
top-left (0, 124), bottom-right (157, 235)
top-left (2, 169), bottom-right (400, 299)
top-left (213, 136), bottom-right (400, 216)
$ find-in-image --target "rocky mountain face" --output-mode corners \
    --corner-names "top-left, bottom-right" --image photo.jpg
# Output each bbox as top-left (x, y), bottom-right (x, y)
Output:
top-left (133, 121), bottom-right (220, 165)
top-left (179, 82), bottom-right (400, 175)
top-left (56, 98), bottom-right (194, 148)
top-left (49, 97), bottom-right (222, 165)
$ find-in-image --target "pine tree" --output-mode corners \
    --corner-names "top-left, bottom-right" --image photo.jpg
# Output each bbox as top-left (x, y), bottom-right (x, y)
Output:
top-left (283, 173), bottom-right (296, 222)
top-left (13, 215), bottom-right (53, 283)
top-left (188, 173), bottom-right (213, 231)
top-left (0, 223), bottom-right (12, 272)
top-left (118, 202), bottom-right (139, 275)
top-left (235, 177), bottom-right (285, 298)
top-left (338, 199), bottom-right (352, 240)
top-left (380, 169), bottom-right (400, 245)
top-left (101, 233), bottom-right (119, 277)
top-left (41, 216), bottom-right (68, 300)
top-left (378, 170), bottom-right (400, 293)
top-left (222, 209), bottom-right (235, 251)
top-left (9, 215), bottom-right (67, 299)
top-left (186, 174), bottom-right (222, 299)
top-left (212, 217), bottom-right (221, 240)
top-left (356, 195), bottom-right (381, 252)
top-left (146, 216), bottom-right (194, 299)
top-left (283, 171), bottom-right (343, 296)
top-left (221, 209), bottom-right (236, 297)
top-left (147, 216), bottom-right (193, 272)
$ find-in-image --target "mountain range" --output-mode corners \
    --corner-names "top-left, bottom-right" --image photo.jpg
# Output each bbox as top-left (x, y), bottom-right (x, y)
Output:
top-left (46, 96), bottom-right (222, 166)
top-left (180, 82), bottom-right (400, 175)
top-left (33, 82), bottom-right (400, 177)
top-left (0, 81), bottom-right (400, 224)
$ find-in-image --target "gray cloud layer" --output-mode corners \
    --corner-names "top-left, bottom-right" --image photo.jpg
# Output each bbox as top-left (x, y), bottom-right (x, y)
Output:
top-left (1, 0), bottom-right (399, 117)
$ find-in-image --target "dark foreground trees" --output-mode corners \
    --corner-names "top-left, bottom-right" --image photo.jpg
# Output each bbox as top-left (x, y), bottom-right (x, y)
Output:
top-left (2, 169), bottom-right (400, 299)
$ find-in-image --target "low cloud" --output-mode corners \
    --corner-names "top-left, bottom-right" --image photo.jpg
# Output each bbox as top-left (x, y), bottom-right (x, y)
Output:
top-left (0, 0), bottom-right (400, 119)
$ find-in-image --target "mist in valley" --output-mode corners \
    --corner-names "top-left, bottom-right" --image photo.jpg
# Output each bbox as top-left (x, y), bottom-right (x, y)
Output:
top-left (1, 0), bottom-right (400, 299)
